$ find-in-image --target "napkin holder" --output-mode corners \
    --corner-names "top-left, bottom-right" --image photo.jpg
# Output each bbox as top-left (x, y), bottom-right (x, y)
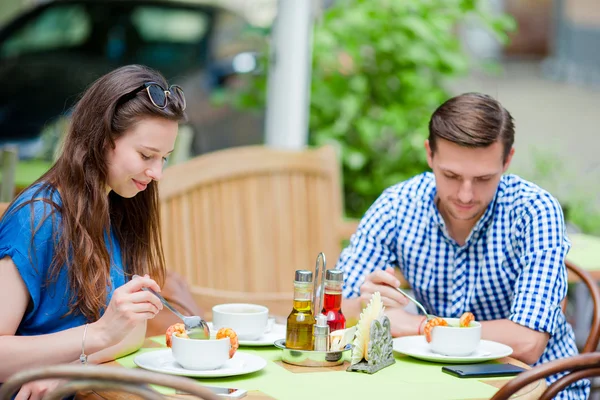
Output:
top-left (347, 315), bottom-right (395, 374)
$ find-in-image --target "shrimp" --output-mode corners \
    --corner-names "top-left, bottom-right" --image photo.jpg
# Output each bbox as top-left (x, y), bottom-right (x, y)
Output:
top-left (165, 323), bottom-right (188, 348)
top-left (216, 327), bottom-right (239, 358)
top-left (459, 312), bottom-right (475, 328)
top-left (423, 317), bottom-right (448, 343)
top-left (422, 312), bottom-right (476, 343)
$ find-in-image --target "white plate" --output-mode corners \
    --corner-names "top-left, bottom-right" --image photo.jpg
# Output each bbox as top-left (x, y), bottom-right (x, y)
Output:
top-left (393, 336), bottom-right (513, 364)
top-left (134, 349), bottom-right (267, 378)
top-left (207, 322), bottom-right (286, 347)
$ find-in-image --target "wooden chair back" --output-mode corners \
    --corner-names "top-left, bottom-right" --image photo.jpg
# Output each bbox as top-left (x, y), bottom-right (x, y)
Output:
top-left (565, 260), bottom-right (600, 353)
top-left (158, 145), bottom-right (353, 317)
top-left (0, 364), bottom-right (220, 400)
top-left (490, 352), bottom-right (600, 400)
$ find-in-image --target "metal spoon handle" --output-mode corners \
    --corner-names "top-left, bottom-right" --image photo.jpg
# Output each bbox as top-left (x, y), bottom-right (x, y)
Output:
top-left (396, 287), bottom-right (430, 317)
top-left (143, 286), bottom-right (185, 319)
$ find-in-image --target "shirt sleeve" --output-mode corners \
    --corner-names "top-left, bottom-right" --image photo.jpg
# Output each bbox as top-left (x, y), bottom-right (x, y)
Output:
top-left (509, 193), bottom-right (570, 335)
top-left (336, 188), bottom-right (400, 298)
top-left (0, 197), bottom-right (60, 321)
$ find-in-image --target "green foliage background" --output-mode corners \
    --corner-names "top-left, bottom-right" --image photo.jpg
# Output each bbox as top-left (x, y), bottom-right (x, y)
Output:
top-left (511, 149), bottom-right (600, 235)
top-left (228, 0), bottom-right (515, 218)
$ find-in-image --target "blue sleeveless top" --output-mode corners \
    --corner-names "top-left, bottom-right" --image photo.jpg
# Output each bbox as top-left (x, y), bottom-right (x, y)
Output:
top-left (0, 184), bottom-right (127, 335)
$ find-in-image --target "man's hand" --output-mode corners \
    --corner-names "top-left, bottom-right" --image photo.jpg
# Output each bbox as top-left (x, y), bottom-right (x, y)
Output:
top-left (384, 307), bottom-right (427, 337)
top-left (358, 267), bottom-right (426, 337)
top-left (359, 267), bottom-right (410, 308)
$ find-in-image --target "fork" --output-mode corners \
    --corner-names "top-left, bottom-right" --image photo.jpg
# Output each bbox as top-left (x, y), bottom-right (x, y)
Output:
top-left (395, 287), bottom-right (437, 320)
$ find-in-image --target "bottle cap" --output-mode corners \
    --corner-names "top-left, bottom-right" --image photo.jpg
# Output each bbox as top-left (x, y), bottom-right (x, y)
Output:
top-left (314, 313), bottom-right (329, 335)
top-left (325, 269), bottom-right (343, 282)
top-left (295, 270), bottom-right (313, 283)
top-left (317, 313), bottom-right (328, 326)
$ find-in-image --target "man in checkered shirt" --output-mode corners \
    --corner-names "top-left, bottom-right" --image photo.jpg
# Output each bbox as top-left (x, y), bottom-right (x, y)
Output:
top-left (337, 93), bottom-right (588, 399)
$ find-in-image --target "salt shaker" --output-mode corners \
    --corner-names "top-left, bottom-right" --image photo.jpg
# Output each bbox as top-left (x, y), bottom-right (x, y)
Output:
top-left (313, 313), bottom-right (330, 351)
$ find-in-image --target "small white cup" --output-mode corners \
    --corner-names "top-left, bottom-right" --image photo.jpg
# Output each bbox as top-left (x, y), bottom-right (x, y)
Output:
top-left (171, 334), bottom-right (230, 370)
top-left (429, 317), bottom-right (481, 357)
top-left (212, 303), bottom-right (269, 340)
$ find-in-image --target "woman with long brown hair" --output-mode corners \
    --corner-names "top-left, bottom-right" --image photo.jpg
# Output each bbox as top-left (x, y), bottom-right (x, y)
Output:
top-left (0, 64), bottom-right (186, 398)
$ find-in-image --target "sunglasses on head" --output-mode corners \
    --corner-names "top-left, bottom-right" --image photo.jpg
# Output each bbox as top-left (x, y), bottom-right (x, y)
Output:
top-left (118, 82), bottom-right (186, 111)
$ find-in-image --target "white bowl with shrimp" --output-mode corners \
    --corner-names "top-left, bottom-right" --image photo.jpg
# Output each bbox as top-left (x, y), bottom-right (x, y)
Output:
top-left (429, 317), bottom-right (481, 357)
top-left (171, 334), bottom-right (230, 370)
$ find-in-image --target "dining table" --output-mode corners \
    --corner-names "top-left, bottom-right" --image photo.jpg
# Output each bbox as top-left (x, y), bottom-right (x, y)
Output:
top-left (77, 334), bottom-right (546, 400)
top-left (71, 233), bottom-right (600, 400)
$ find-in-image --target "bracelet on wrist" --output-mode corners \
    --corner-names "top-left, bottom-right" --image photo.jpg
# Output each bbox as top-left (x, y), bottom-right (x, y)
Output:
top-left (80, 323), bottom-right (89, 365)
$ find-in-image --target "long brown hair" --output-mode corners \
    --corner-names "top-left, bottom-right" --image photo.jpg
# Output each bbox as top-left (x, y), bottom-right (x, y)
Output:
top-left (428, 92), bottom-right (515, 163)
top-left (24, 65), bottom-right (186, 321)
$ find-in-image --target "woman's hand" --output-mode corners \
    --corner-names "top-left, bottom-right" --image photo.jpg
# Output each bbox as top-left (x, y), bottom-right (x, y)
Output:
top-left (14, 379), bottom-right (63, 400)
top-left (359, 267), bottom-right (409, 308)
top-left (90, 275), bottom-right (163, 346)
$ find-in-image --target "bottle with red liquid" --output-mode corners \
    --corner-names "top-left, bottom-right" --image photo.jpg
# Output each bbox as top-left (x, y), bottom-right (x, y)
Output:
top-left (321, 269), bottom-right (346, 331)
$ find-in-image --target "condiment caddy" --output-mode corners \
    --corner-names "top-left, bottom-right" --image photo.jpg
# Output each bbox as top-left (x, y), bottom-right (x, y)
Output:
top-left (279, 252), bottom-right (395, 373)
top-left (279, 252), bottom-right (353, 367)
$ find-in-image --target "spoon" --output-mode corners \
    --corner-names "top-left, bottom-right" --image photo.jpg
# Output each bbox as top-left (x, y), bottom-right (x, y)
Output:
top-left (395, 287), bottom-right (437, 320)
top-left (134, 275), bottom-right (211, 339)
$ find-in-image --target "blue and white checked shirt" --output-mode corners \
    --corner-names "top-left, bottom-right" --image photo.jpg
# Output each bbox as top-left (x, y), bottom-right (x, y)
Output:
top-left (337, 172), bottom-right (588, 399)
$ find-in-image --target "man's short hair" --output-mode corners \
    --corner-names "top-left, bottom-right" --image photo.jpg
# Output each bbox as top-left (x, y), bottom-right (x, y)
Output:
top-left (428, 92), bottom-right (515, 162)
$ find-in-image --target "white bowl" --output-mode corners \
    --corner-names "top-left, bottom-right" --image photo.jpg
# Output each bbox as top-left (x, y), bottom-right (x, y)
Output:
top-left (429, 317), bottom-right (481, 357)
top-left (212, 303), bottom-right (269, 340)
top-left (171, 334), bottom-right (230, 370)
top-left (212, 303), bottom-right (269, 341)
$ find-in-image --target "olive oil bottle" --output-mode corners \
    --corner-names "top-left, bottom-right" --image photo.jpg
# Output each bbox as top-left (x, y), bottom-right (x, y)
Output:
top-left (286, 270), bottom-right (315, 350)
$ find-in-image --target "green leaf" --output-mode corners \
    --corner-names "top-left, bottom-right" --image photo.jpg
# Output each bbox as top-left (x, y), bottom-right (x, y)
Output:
top-left (401, 16), bottom-right (437, 44)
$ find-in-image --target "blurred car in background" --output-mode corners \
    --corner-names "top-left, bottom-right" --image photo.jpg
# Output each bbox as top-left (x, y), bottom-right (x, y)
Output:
top-left (0, 0), bottom-right (264, 164)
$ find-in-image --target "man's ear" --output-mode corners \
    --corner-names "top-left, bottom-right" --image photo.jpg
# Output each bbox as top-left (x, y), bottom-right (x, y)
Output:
top-left (502, 147), bottom-right (515, 172)
top-left (425, 140), bottom-right (434, 170)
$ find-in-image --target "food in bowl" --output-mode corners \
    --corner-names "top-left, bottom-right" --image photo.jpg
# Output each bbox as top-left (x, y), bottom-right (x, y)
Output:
top-left (165, 323), bottom-right (188, 348)
top-left (165, 323), bottom-right (240, 370)
top-left (165, 323), bottom-right (239, 358)
top-left (459, 312), bottom-right (475, 328)
top-left (423, 312), bottom-right (475, 342)
top-left (216, 327), bottom-right (239, 358)
top-left (422, 312), bottom-right (481, 357)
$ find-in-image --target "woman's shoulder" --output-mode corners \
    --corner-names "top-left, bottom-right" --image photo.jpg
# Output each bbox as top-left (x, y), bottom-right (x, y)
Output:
top-left (0, 183), bottom-right (63, 279)
top-left (9, 182), bottom-right (61, 212)
top-left (1, 182), bottom-right (62, 235)
top-left (14, 182), bottom-right (61, 204)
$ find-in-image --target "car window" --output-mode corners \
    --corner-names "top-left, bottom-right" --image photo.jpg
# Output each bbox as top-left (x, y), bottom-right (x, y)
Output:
top-left (131, 6), bottom-right (209, 43)
top-left (0, 5), bottom-right (91, 59)
top-left (129, 5), bottom-right (210, 76)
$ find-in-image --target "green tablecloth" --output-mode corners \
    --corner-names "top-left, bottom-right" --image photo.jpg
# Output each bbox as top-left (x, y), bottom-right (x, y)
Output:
top-left (115, 337), bottom-right (514, 400)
